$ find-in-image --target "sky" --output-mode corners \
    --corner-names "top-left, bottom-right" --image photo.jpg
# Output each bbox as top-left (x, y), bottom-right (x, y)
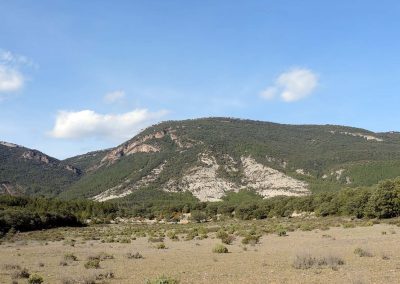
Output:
top-left (1, 1), bottom-right (400, 159)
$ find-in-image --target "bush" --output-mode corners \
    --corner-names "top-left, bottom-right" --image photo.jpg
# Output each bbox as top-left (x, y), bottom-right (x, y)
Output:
top-left (292, 253), bottom-right (344, 269)
top-left (216, 230), bottom-right (235, 244)
top-left (190, 210), bottom-right (206, 223)
top-left (277, 229), bottom-right (287, 237)
top-left (157, 243), bottom-right (167, 249)
top-left (126, 252), bottom-right (143, 259)
top-left (84, 259), bottom-right (100, 269)
top-left (212, 244), bottom-right (229, 253)
top-left (28, 274), bottom-right (44, 284)
top-left (64, 253), bottom-right (78, 261)
top-left (146, 275), bottom-right (179, 284)
top-left (11, 268), bottom-right (30, 279)
top-left (354, 248), bottom-right (373, 257)
top-left (241, 234), bottom-right (260, 245)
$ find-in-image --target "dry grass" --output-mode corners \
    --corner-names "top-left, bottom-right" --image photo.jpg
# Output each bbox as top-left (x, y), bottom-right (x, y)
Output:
top-left (292, 253), bottom-right (345, 270)
top-left (0, 219), bottom-right (399, 283)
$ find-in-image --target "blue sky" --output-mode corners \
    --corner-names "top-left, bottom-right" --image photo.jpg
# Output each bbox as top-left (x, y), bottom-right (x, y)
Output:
top-left (1, 1), bottom-right (400, 159)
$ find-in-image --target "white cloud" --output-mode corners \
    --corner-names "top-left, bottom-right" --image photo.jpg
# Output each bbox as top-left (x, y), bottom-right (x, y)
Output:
top-left (49, 108), bottom-right (168, 140)
top-left (0, 49), bottom-right (35, 67)
top-left (104, 90), bottom-right (125, 103)
top-left (259, 87), bottom-right (277, 100)
top-left (0, 65), bottom-right (24, 93)
top-left (0, 49), bottom-right (34, 98)
top-left (260, 68), bottom-right (318, 102)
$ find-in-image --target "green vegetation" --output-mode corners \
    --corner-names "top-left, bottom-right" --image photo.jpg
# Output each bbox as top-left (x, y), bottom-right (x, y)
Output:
top-left (292, 254), bottom-right (345, 270)
top-left (354, 247), bottom-right (373, 257)
top-left (0, 195), bottom-right (118, 236)
top-left (28, 274), bottom-right (44, 284)
top-left (0, 144), bottom-right (81, 196)
top-left (146, 276), bottom-right (179, 284)
top-left (84, 259), bottom-right (100, 269)
top-left (212, 244), bottom-right (229, 253)
top-left (2, 178), bottom-right (399, 238)
top-left (57, 117), bottom-right (400, 200)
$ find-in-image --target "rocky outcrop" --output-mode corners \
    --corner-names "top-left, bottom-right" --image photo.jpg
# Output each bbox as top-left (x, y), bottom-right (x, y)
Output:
top-left (0, 182), bottom-right (24, 195)
top-left (0, 141), bottom-right (18, 148)
top-left (164, 154), bottom-right (238, 202)
top-left (163, 153), bottom-right (310, 202)
top-left (21, 150), bottom-right (50, 164)
top-left (329, 131), bottom-right (383, 142)
top-left (92, 161), bottom-right (167, 201)
top-left (99, 128), bottom-right (198, 167)
top-left (240, 156), bottom-right (309, 198)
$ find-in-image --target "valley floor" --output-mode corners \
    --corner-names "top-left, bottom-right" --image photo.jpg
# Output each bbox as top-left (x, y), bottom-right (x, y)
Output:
top-left (0, 220), bottom-right (399, 283)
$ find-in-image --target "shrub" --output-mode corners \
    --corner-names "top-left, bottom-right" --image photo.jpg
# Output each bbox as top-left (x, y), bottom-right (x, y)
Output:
top-left (190, 210), bottom-right (206, 223)
top-left (95, 271), bottom-right (115, 280)
top-left (241, 234), bottom-right (260, 245)
top-left (157, 243), bottom-right (167, 249)
top-left (28, 274), bottom-right (44, 284)
top-left (87, 252), bottom-right (113, 261)
top-left (3, 264), bottom-right (21, 270)
top-left (11, 268), bottom-right (30, 279)
top-left (221, 234), bottom-right (235, 245)
top-left (146, 275), bottom-right (179, 284)
top-left (216, 230), bottom-right (235, 244)
top-left (212, 244), bottom-right (229, 253)
top-left (292, 253), bottom-right (344, 270)
top-left (148, 237), bottom-right (165, 243)
top-left (277, 229), bottom-right (287, 237)
top-left (126, 252), bottom-right (143, 259)
top-left (354, 248), bottom-right (373, 257)
top-left (64, 253), bottom-right (78, 261)
top-left (84, 259), bottom-right (100, 269)
top-left (166, 230), bottom-right (179, 241)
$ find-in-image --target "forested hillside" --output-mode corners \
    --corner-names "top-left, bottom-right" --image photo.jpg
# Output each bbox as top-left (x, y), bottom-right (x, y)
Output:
top-left (60, 118), bottom-right (400, 201)
top-left (3, 118), bottom-right (400, 203)
top-left (0, 142), bottom-right (81, 196)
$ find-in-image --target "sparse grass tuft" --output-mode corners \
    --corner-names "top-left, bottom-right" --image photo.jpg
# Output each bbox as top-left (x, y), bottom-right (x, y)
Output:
top-left (146, 275), bottom-right (179, 284)
top-left (96, 271), bottom-right (115, 280)
top-left (84, 259), bottom-right (100, 269)
top-left (157, 242), bottom-right (167, 249)
top-left (126, 252), bottom-right (143, 259)
top-left (292, 253), bottom-right (344, 270)
top-left (212, 244), bottom-right (229, 253)
top-left (64, 253), bottom-right (78, 261)
top-left (11, 268), bottom-right (30, 279)
top-left (354, 248), bottom-right (373, 257)
top-left (28, 274), bottom-right (44, 284)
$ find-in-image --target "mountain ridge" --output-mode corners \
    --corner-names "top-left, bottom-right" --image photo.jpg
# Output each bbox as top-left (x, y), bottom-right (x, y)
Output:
top-left (3, 117), bottom-right (400, 202)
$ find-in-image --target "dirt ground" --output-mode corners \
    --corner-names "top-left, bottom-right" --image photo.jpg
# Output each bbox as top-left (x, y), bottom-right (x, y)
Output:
top-left (0, 223), bottom-right (399, 284)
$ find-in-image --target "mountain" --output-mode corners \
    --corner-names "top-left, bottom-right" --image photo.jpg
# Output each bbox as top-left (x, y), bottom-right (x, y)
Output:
top-left (0, 141), bottom-right (81, 196)
top-left (55, 117), bottom-right (400, 202)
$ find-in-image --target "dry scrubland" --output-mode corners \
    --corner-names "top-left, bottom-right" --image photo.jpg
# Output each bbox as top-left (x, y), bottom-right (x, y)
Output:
top-left (1, 218), bottom-right (400, 284)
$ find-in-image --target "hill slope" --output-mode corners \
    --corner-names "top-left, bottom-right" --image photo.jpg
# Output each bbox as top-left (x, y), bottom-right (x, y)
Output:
top-left (58, 118), bottom-right (400, 201)
top-left (0, 141), bottom-right (82, 196)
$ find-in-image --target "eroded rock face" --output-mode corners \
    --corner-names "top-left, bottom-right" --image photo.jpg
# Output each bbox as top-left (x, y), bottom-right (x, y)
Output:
top-left (92, 150), bottom-right (310, 202)
top-left (0, 182), bottom-right (24, 195)
top-left (21, 150), bottom-right (50, 164)
top-left (20, 150), bottom-right (81, 175)
top-left (163, 154), bottom-right (310, 202)
top-left (240, 156), bottom-right (309, 198)
top-left (329, 131), bottom-right (383, 142)
top-left (164, 154), bottom-right (238, 202)
top-left (0, 141), bottom-right (18, 148)
top-left (100, 128), bottom-right (198, 166)
top-left (65, 165), bottom-right (82, 175)
top-left (92, 161), bottom-right (167, 201)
